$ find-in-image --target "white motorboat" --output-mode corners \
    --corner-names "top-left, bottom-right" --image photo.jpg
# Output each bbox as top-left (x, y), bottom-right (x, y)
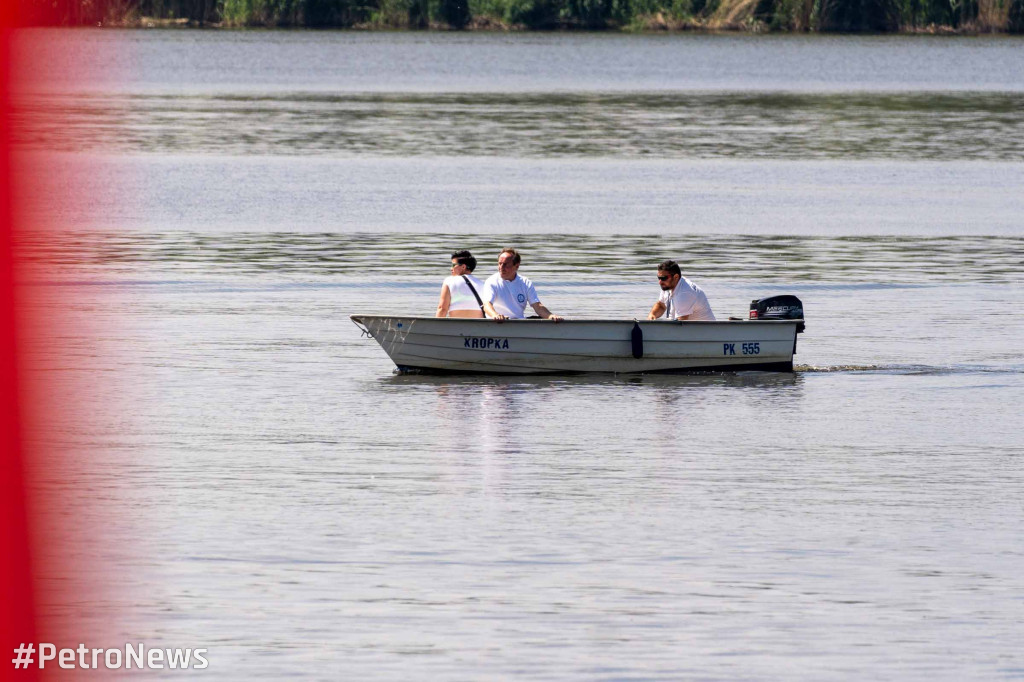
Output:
top-left (351, 296), bottom-right (805, 375)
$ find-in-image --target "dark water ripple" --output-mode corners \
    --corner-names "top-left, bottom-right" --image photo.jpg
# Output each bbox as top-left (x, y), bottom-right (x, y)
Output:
top-left (21, 232), bottom-right (1024, 284)
top-left (14, 91), bottom-right (1024, 160)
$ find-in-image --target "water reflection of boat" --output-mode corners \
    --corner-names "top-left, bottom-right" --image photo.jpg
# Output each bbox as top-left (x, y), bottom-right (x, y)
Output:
top-left (352, 315), bottom-right (802, 375)
top-left (380, 371), bottom-right (801, 391)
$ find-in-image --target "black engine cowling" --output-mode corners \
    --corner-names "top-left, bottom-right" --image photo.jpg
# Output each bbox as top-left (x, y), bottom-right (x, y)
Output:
top-left (750, 295), bottom-right (804, 332)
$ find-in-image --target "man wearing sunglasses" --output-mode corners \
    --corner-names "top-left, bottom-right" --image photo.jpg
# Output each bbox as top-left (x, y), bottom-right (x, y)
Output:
top-left (647, 259), bottom-right (716, 321)
top-left (481, 248), bottom-right (563, 322)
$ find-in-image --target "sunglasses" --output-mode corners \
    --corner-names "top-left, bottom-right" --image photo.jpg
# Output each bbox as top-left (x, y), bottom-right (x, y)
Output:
top-left (657, 275), bottom-right (672, 281)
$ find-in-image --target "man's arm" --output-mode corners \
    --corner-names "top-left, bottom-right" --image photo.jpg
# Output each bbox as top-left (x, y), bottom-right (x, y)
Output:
top-left (483, 301), bottom-right (505, 321)
top-left (435, 284), bottom-right (451, 318)
top-left (531, 302), bottom-right (562, 322)
top-left (647, 301), bottom-right (667, 320)
top-left (480, 282), bottom-right (504, 321)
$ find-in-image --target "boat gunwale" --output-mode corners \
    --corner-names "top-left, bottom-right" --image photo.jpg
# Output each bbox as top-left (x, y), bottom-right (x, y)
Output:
top-left (350, 315), bottom-right (799, 325)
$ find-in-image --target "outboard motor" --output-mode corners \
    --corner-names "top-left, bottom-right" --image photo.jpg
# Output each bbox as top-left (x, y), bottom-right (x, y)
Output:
top-left (750, 295), bottom-right (805, 333)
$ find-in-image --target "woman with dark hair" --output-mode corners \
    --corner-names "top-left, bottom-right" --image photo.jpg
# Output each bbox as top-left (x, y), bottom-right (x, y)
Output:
top-left (436, 250), bottom-right (486, 318)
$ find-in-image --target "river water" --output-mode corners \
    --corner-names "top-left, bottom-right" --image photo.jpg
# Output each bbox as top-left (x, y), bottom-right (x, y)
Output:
top-left (15, 29), bottom-right (1024, 680)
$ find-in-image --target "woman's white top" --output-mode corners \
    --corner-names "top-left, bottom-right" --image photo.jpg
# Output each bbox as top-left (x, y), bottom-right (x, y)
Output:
top-left (443, 274), bottom-right (486, 312)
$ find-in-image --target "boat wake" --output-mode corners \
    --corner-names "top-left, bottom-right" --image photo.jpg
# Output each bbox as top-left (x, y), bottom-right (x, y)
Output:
top-left (796, 364), bottom-right (885, 373)
top-left (796, 363), bottom-right (1024, 375)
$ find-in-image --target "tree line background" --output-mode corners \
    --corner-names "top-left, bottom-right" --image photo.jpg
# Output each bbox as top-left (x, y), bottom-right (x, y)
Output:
top-left (19, 0), bottom-right (1024, 32)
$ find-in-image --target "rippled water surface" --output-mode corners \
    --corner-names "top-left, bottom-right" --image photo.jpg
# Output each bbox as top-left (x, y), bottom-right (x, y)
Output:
top-left (20, 29), bottom-right (1024, 681)
top-left (16, 91), bottom-right (1024, 160)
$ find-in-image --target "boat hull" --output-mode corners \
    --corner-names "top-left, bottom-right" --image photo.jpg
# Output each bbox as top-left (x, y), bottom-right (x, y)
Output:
top-left (352, 316), bottom-right (801, 375)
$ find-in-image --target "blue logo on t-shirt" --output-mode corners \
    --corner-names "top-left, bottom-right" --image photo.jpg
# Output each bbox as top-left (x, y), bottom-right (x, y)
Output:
top-left (517, 293), bottom-right (526, 303)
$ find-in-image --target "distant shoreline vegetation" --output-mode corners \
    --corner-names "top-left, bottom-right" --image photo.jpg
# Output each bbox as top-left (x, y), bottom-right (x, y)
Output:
top-left (19, 0), bottom-right (1024, 32)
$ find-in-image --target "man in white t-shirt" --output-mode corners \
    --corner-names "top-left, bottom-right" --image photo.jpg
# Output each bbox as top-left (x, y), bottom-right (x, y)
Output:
top-left (481, 248), bottom-right (563, 322)
top-left (647, 259), bottom-right (716, 321)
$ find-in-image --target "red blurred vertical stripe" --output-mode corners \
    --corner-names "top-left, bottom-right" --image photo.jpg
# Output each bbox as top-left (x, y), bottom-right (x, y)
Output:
top-left (3, 5), bottom-right (115, 678)
top-left (1, 3), bottom-right (43, 681)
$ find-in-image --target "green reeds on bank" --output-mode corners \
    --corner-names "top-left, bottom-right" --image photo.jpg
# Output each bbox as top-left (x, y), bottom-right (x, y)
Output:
top-left (18, 0), bottom-right (1024, 31)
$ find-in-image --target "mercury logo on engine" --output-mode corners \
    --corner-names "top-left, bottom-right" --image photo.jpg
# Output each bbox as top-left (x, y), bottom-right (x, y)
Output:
top-left (465, 337), bottom-right (510, 350)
